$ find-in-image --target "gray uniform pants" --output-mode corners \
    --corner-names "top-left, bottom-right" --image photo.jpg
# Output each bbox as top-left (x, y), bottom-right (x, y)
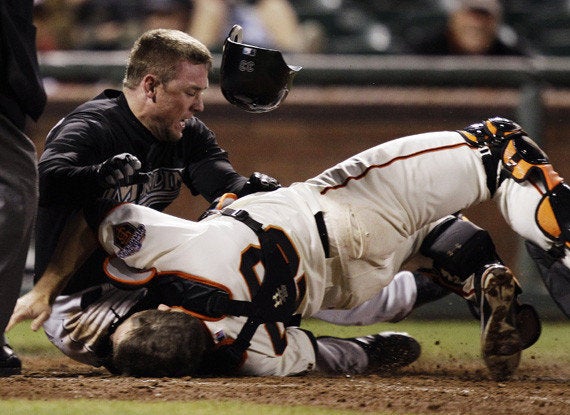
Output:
top-left (0, 114), bottom-right (38, 343)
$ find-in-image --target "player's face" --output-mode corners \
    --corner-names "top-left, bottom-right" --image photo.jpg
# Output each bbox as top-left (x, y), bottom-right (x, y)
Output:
top-left (148, 61), bottom-right (209, 142)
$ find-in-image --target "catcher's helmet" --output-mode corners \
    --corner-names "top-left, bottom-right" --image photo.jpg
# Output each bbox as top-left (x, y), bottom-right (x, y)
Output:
top-left (220, 25), bottom-right (301, 113)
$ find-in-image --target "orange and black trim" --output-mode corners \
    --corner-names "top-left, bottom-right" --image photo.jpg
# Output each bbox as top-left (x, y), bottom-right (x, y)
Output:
top-left (536, 182), bottom-right (570, 249)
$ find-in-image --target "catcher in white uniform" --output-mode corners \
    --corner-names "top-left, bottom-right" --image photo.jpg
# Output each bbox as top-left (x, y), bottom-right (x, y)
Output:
top-left (14, 116), bottom-right (563, 380)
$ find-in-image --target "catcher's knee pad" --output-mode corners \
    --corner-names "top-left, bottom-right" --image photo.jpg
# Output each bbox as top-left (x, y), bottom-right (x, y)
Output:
top-left (420, 215), bottom-right (502, 296)
top-left (457, 117), bottom-right (559, 195)
top-left (459, 117), bottom-right (525, 150)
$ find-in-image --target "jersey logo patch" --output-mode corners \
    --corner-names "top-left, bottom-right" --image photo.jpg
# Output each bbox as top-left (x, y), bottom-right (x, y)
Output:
top-left (272, 284), bottom-right (289, 308)
top-left (113, 222), bottom-right (146, 258)
top-left (214, 330), bottom-right (227, 344)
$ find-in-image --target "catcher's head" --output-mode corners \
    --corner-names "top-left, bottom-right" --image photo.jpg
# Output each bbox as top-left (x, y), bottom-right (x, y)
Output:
top-left (110, 308), bottom-right (212, 377)
top-left (220, 25), bottom-right (301, 113)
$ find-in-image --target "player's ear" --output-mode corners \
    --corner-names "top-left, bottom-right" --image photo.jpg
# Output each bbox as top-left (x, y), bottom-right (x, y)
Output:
top-left (143, 75), bottom-right (159, 99)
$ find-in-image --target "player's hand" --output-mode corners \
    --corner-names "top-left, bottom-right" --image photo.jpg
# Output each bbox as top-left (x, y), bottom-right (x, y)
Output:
top-left (96, 153), bottom-right (149, 189)
top-left (198, 193), bottom-right (238, 220)
top-left (5, 290), bottom-right (52, 332)
top-left (239, 172), bottom-right (281, 196)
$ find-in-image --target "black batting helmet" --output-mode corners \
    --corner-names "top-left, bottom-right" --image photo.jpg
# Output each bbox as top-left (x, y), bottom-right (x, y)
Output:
top-left (220, 25), bottom-right (301, 113)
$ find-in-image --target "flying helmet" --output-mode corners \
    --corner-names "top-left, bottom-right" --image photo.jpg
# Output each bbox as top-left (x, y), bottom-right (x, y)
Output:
top-left (220, 25), bottom-right (302, 113)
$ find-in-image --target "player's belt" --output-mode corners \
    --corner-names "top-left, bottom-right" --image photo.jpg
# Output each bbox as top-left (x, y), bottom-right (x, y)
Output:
top-left (314, 211), bottom-right (330, 258)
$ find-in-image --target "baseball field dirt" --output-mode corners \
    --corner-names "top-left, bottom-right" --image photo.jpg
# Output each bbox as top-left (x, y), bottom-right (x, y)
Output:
top-left (1, 353), bottom-right (568, 414)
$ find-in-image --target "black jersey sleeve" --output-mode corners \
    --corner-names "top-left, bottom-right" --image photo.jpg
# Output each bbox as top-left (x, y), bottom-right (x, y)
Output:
top-left (181, 118), bottom-right (248, 203)
top-left (38, 115), bottom-right (123, 206)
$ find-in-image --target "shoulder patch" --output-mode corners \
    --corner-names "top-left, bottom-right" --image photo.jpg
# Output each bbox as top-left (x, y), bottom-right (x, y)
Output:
top-left (112, 222), bottom-right (146, 258)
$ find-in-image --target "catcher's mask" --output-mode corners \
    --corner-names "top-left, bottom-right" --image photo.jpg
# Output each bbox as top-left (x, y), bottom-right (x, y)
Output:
top-left (220, 25), bottom-right (301, 113)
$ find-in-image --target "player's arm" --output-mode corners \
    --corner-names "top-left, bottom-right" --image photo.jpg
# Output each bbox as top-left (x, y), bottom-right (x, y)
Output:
top-left (40, 120), bottom-right (148, 206)
top-left (182, 119), bottom-right (280, 203)
top-left (39, 120), bottom-right (106, 204)
top-left (6, 211), bottom-right (97, 331)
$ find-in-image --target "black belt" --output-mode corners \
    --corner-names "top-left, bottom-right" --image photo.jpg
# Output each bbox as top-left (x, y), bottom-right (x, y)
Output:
top-left (314, 211), bottom-right (330, 258)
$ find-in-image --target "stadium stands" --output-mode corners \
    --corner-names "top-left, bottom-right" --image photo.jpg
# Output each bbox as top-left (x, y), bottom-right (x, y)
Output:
top-left (33, 0), bottom-right (570, 56)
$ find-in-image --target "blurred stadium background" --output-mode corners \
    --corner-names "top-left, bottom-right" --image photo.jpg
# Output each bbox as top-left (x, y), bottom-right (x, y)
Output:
top-left (25, 0), bottom-right (570, 320)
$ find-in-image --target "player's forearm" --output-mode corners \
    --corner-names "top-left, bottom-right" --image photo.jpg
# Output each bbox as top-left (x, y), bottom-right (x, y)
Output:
top-left (6, 212), bottom-right (98, 332)
top-left (35, 211), bottom-right (98, 304)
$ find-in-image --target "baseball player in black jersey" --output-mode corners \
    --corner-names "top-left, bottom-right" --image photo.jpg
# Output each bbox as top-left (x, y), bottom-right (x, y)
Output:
top-left (34, 29), bottom-right (282, 300)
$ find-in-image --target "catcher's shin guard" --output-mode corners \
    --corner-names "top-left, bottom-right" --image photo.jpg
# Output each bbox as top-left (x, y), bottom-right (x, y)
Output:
top-left (420, 214), bottom-right (503, 301)
top-left (419, 215), bottom-right (542, 351)
top-left (459, 117), bottom-right (525, 151)
top-left (536, 182), bottom-right (570, 250)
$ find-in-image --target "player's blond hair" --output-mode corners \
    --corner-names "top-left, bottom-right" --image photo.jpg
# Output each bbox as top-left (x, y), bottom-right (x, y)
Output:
top-left (123, 29), bottom-right (213, 89)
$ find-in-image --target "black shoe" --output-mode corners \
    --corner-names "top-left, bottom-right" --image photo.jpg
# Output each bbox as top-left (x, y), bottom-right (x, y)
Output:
top-left (479, 265), bottom-right (522, 381)
top-left (0, 343), bottom-right (21, 376)
top-left (351, 331), bottom-right (421, 373)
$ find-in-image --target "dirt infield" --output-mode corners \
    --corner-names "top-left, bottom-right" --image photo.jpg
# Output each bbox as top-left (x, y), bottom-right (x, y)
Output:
top-left (1, 355), bottom-right (568, 414)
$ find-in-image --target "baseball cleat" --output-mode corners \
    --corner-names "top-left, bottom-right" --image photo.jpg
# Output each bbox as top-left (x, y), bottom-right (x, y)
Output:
top-left (515, 303), bottom-right (541, 350)
top-left (352, 331), bottom-right (421, 373)
top-left (0, 343), bottom-right (21, 377)
top-left (479, 265), bottom-right (522, 381)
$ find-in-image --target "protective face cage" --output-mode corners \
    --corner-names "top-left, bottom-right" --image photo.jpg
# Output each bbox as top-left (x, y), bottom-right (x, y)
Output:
top-left (220, 25), bottom-right (302, 113)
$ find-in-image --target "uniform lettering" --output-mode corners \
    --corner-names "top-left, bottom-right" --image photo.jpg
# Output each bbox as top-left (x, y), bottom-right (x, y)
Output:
top-left (239, 227), bottom-right (302, 355)
top-left (238, 60), bottom-right (255, 73)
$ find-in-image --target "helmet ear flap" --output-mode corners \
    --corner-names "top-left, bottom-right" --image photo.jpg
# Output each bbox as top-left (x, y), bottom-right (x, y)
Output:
top-left (220, 25), bottom-right (301, 113)
top-left (228, 24), bottom-right (243, 43)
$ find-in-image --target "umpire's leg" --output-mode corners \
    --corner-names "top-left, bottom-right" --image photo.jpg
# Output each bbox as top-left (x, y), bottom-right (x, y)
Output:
top-left (0, 114), bottom-right (38, 375)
